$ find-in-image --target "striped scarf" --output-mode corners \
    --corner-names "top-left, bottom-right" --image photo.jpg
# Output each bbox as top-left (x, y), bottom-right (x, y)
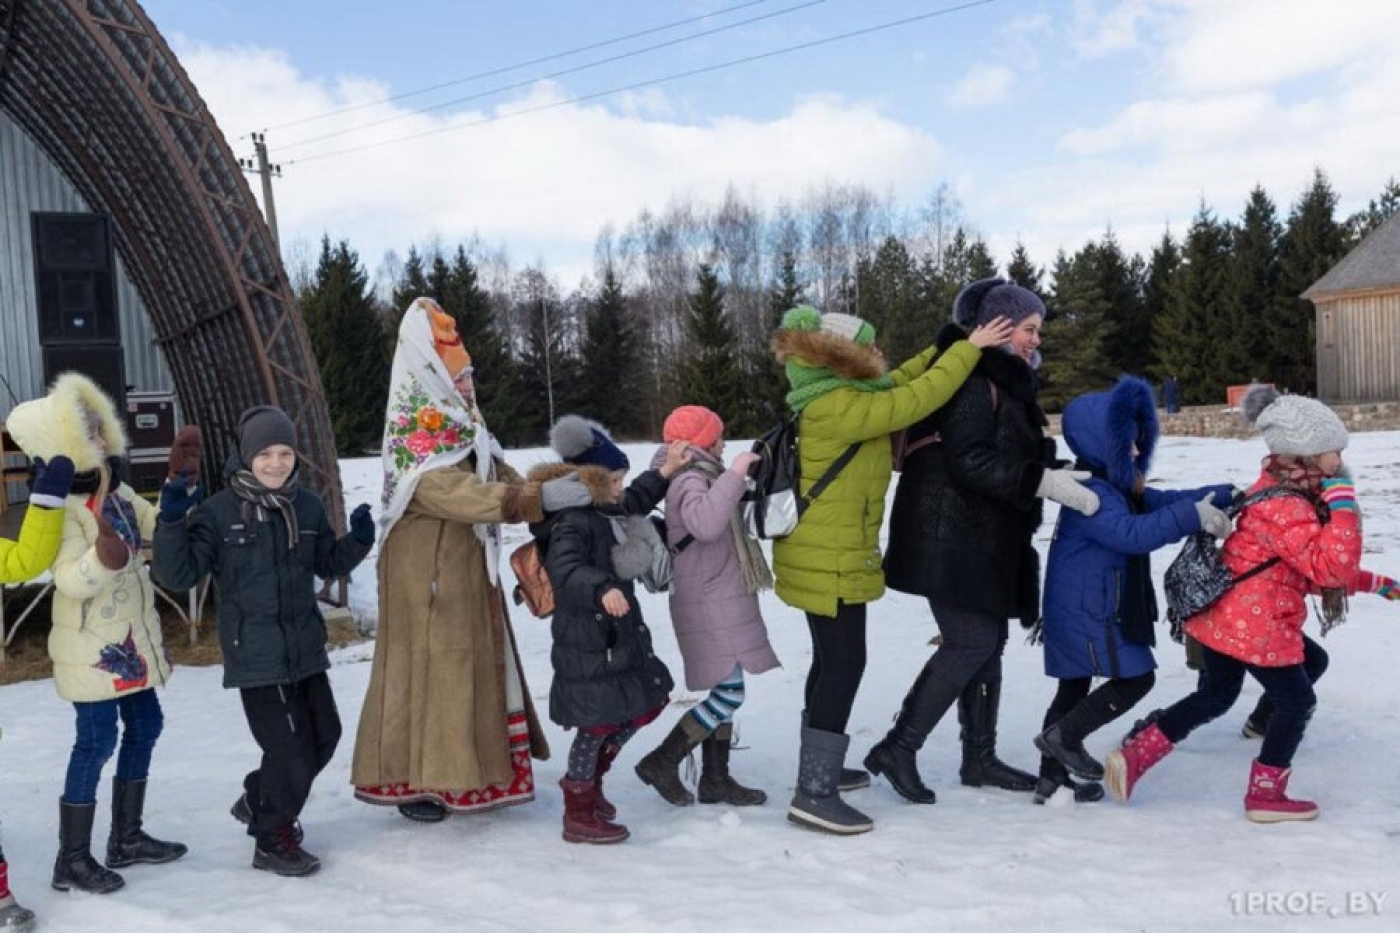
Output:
top-left (228, 469), bottom-right (301, 550)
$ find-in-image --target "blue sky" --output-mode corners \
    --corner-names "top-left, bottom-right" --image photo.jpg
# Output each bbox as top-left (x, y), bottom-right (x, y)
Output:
top-left (140, 0), bottom-right (1399, 289)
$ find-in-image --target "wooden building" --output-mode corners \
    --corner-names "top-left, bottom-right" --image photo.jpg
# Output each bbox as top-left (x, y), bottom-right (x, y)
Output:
top-left (1305, 213), bottom-right (1400, 402)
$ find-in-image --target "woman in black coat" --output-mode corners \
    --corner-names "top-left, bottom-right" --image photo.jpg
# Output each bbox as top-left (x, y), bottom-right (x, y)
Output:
top-left (867, 278), bottom-right (1100, 805)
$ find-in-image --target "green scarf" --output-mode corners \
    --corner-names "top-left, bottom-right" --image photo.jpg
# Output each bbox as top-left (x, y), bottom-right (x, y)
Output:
top-left (784, 360), bottom-right (893, 412)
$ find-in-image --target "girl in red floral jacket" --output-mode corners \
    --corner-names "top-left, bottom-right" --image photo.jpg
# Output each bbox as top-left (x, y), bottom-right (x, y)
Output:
top-left (1105, 386), bottom-right (1399, 822)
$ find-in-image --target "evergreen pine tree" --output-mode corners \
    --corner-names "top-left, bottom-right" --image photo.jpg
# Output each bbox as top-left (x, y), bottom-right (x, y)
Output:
top-left (1222, 187), bottom-right (1284, 386)
top-left (1153, 204), bottom-right (1234, 404)
top-left (1006, 242), bottom-right (1042, 293)
top-left (1346, 176), bottom-right (1400, 240)
top-left (674, 264), bottom-right (745, 428)
top-left (1277, 169), bottom-right (1349, 394)
top-left (301, 236), bottom-right (389, 455)
top-left (744, 251), bottom-right (805, 434)
top-left (1088, 230), bottom-right (1150, 379)
top-left (576, 266), bottom-right (648, 437)
top-left (1144, 230), bottom-right (1180, 380)
top-left (1040, 247), bottom-right (1116, 410)
top-left (856, 236), bottom-right (926, 369)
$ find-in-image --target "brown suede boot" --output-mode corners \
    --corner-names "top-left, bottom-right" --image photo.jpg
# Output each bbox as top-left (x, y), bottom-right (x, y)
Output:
top-left (697, 723), bottom-right (766, 806)
top-left (634, 716), bottom-right (709, 806)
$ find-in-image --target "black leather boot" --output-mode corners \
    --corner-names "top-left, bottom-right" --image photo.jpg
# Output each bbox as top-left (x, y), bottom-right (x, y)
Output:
top-left (635, 716), bottom-right (709, 806)
top-left (106, 779), bottom-right (188, 868)
top-left (864, 658), bottom-right (958, 804)
top-left (1034, 683), bottom-right (1135, 781)
top-left (52, 801), bottom-right (124, 894)
top-left (958, 677), bottom-right (1036, 792)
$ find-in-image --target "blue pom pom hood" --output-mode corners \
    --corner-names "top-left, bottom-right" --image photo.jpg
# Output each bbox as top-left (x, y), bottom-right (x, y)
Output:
top-left (1061, 375), bottom-right (1159, 495)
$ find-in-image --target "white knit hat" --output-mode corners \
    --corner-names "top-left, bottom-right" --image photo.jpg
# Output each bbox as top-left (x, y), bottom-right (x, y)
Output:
top-left (1242, 385), bottom-right (1348, 457)
top-left (819, 312), bottom-right (876, 346)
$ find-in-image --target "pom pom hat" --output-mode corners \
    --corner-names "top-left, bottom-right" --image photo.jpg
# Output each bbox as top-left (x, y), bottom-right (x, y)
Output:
top-left (551, 414), bottom-right (629, 472)
top-left (663, 405), bottom-right (724, 450)
top-left (1241, 385), bottom-right (1347, 457)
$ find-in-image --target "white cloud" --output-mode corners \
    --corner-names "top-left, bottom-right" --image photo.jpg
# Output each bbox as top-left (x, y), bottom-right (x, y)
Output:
top-left (175, 42), bottom-right (945, 288)
top-left (1066, 0), bottom-right (1161, 58)
top-left (945, 64), bottom-right (1014, 108)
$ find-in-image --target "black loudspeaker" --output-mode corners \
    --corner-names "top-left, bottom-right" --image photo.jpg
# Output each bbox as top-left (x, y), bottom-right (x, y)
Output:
top-left (31, 212), bottom-right (119, 344)
top-left (43, 344), bottom-right (127, 413)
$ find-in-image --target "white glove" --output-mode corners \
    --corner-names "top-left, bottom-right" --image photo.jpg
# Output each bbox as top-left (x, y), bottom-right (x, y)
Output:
top-left (541, 475), bottom-right (593, 512)
top-left (1195, 494), bottom-right (1231, 539)
top-left (1036, 468), bottom-right (1100, 516)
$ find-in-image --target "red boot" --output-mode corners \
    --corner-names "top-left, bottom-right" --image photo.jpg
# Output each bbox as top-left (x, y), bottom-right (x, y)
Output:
top-left (1104, 722), bottom-right (1173, 802)
top-left (560, 778), bottom-right (629, 845)
top-left (1244, 760), bottom-right (1318, 823)
top-left (593, 740), bottom-right (622, 820)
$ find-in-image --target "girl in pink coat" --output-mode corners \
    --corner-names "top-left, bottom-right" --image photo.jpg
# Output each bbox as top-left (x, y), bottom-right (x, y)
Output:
top-left (1106, 386), bottom-right (1399, 821)
top-left (634, 406), bottom-right (780, 808)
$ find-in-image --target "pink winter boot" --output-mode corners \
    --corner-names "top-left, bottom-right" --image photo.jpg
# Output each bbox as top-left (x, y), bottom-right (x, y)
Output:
top-left (1243, 760), bottom-right (1319, 823)
top-left (1104, 722), bottom-right (1173, 802)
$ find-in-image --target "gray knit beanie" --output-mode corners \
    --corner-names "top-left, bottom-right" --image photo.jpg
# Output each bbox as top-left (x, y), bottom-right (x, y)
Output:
top-left (1241, 385), bottom-right (1348, 457)
top-left (238, 406), bottom-right (298, 466)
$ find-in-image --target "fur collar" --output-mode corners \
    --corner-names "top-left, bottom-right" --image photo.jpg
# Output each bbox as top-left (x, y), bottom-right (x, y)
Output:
top-left (524, 461), bottom-right (618, 506)
top-left (771, 327), bottom-right (886, 381)
top-left (1062, 376), bottom-right (1158, 494)
top-left (4, 372), bottom-right (129, 470)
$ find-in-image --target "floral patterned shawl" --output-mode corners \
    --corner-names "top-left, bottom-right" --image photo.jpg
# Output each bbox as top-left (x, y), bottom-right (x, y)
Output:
top-left (380, 298), bottom-right (504, 583)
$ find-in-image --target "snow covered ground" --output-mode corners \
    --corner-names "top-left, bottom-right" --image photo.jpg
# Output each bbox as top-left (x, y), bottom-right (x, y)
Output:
top-left (3, 429), bottom-right (1399, 932)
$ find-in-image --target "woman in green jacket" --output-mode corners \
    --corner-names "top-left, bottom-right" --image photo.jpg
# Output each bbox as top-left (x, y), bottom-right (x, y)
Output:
top-left (770, 305), bottom-right (1012, 835)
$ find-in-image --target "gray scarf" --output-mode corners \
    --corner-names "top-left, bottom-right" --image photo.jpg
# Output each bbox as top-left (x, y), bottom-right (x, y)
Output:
top-left (686, 459), bottom-right (773, 594)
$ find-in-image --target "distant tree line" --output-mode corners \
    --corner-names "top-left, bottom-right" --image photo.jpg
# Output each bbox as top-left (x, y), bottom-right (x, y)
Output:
top-left (296, 169), bottom-right (1400, 454)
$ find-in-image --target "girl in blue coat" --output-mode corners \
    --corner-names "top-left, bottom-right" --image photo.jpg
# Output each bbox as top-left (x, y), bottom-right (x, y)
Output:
top-left (1032, 376), bottom-right (1234, 802)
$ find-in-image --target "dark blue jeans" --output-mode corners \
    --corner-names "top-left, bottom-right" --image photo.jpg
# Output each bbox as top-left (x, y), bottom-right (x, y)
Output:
top-left (1158, 645), bottom-right (1315, 769)
top-left (63, 689), bottom-right (164, 804)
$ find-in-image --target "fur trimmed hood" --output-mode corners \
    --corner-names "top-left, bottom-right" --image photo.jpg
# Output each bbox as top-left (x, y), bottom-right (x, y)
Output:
top-left (524, 461), bottom-right (617, 506)
top-left (1061, 375), bottom-right (1158, 494)
top-left (5, 372), bottom-right (129, 470)
top-left (770, 327), bottom-right (886, 382)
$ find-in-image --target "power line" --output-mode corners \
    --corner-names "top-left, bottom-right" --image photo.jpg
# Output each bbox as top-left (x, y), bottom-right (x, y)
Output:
top-left (288, 0), bottom-right (994, 168)
top-left (260, 0), bottom-right (774, 135)
top-left (278, 0), bottom-right (826, 153)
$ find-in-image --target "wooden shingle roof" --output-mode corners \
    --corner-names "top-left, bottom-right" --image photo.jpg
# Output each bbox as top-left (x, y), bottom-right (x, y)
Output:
top-left (1304, 213), bottom-right (1400, 299)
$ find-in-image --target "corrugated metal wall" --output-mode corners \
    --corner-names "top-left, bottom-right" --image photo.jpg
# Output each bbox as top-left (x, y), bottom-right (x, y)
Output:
top-left (0, 109), bottom-right (172, 422)
top-left (1315, 291), bottom-right (1400, 402)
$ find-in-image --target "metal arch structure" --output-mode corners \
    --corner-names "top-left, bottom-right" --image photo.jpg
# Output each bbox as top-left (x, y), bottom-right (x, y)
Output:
top-left (0, 0), bottom-right (345, 530)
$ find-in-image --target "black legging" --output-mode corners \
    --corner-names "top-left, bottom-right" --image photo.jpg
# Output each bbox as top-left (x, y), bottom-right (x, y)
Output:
top-left (803, 602), bottom-right (867, 734)
top-left (1044, 672), bottom-right (1155, 732)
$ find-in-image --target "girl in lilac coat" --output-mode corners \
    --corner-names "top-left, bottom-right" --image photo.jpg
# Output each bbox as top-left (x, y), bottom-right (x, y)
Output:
top-left (634, 406), bottom-right (780, 807)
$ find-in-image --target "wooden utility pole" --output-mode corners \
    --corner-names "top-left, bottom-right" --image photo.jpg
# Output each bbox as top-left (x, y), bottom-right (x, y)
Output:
top-left (239, 132), bottom-right (282, 251)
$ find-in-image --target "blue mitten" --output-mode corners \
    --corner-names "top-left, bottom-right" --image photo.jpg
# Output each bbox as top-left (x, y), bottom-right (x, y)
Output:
top-left (349, 503), bottom-right (375, 545)
top-left (30, 455), bottom-right (76, 508)
top-left (159, 472), bottom-right (201, 522)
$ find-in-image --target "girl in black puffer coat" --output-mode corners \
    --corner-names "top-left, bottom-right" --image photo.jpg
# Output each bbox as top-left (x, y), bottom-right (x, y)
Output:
top-left (528, 416), bottom-right (690, 845)
top-left (868, 278), bottom-right (1101, 807)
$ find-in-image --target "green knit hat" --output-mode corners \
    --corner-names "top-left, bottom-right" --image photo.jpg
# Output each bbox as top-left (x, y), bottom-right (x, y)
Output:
top-left (781, 305), bottom-right (876, 347)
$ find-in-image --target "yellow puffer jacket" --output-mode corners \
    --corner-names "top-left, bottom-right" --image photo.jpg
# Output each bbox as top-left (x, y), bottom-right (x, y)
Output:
top-left (0, 503), bottom-right (65, 583)
top-left (770, 333), bottom-right (982, 617)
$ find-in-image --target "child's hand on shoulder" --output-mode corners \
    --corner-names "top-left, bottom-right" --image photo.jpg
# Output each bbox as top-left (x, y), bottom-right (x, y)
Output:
top-left (729, 451), bottom-right (760, 477)
top-left (601, 587), bottom-right (629, 617)
top-left (658, 440), bottom-right (693, 479)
